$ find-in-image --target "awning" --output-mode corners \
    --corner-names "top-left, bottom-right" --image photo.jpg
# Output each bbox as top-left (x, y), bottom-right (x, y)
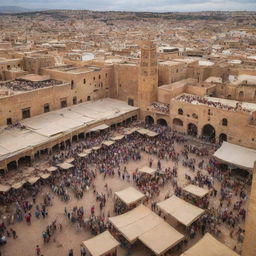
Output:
top-left (181, 233), bottom-right (240, 256)
top-left (102, 140), bottom-right (115, 147)
top-left (89, 124), bottom-right (109, 132)
top-left (57, 162), bottom-right (74, 170)
top-left (109, 205), bottom-right (184, 253)
top-left (82, 231), bottom-right (120, 256)
top-left (110, 135), bottom-right (125, 141)
top-left (40, 173), bottom-right (51, 179)
top-left (27, 176), bottom-right (40, 185)
top-left (138, 166), bottom-right (156, 176)
top-left (65, 158), bottom-right (74, 164)
top-left (0, 184), bottom-right (11, 192)
top-left (146, 131), bottom-right (158, 137)
top-left (139, 222), bottom-right (184, 255)
top-left (47, 166), bottom-right (58, 172)
top-left (115, 187), bottom-right (145, 206)
top-left (78, 149), bottom-right (92, 158)
top-left (92, 146), bottom-right (101, 151)
top-left (136, 128), bottom-right (149, 135)
top-left (183, 184), bottom-right (210, 198)
top-left (12, 181), bottom-right (25, 190)
top-left (157, 196), bottom-right (205, 227)
top-left (213, 141), bottom-right (256, 170)
top-left (124, 127), bottom-right (139, 135)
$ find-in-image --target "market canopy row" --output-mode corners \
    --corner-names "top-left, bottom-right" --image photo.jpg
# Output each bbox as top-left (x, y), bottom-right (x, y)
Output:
top-left (109, 204), bottom-right (184, 255)
top-left (115, 187), bottom-right (145, 206)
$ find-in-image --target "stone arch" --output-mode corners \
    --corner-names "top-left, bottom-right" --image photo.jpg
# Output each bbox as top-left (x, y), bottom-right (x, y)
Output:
top-left (219, 133), bottom-right (227, 144)
top-left (157, 118), bottom-right (168, 126)
top-left (18, 156), bottom-right (31, 166)
top-left (173, 118), bottom-right (183, 126)
top-left (7, 160), bottom-right (17, 170)
top-left (187, 123), bottom-right (198, 137)
top-left (202, 124), bottom-right (216, 143)
top-left (145, 115), bottom-right (154, 125)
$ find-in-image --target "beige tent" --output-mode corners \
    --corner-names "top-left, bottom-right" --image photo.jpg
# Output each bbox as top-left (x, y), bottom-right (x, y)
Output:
top-left (78, 149), bottom-right (92, 158)
top-left (139, 222), bottom-right (184, 255)
top-left (65, 158), bottom-right (74, 164)
top-left (124, 127), bottom-right (138, 135)
top-left (92, 146), bottom-right (101, 151)
top-left (213, 141), bottom-right (256, 170)
top-left (181, 233), bottom-right (240, 256)
top-left (27, 176), bottom-right (40, 185)
top-left (0, 184), bottom-right (11, 192)
top-left (102, 140), bottom-right (115, 147)
top-left (47, 166), bottom-right (58, 172)
top-left (40, 173), bottom-right (51, 179)
top-left (12, 181), bottom-right (25, 190)
top-left (138, 166), bottom-right (156, 175)
top-left (82, 231), bottom-right (119, 256)
top-left (109, 204), bottom-right (184, 254)
top-left (57, 162), bottom-right (74, 170)
top-left (183, 184), bottom-right (210, 198)
top-left (146, 131), bottom-right (158, 137)
top-left (115, 187), bottom-right (145, 206)
top-left (110, 135), bottom-right (124, 141)
top-left (137, 128), bottom-right (149, 135)
top-left (157, 196), bottom-right (205, 226)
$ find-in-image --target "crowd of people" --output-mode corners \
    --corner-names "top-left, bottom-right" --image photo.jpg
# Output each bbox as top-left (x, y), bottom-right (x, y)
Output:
top-left (177, 94), bottom-right (251, 112)
top-left (2, 79), bottom-right (62, 91)
top-left (0, 120), bottom-right (250, 255)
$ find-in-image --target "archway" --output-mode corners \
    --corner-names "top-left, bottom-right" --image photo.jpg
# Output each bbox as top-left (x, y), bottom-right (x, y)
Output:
top-left (145, 115), bottom-right (154, 125)
top-left (202, 124), bottom-right (216, 143)
top-left (18, 156), bottom-right (31, 167)
top-left (7, 161), bottom-right (17, 171)
top-left (157, 118), bottom-right (168, 126)
top-left (219, 133), bottom-right (227, 144)
top-left (188, 123), bottom-right (198, 137)
top-left (173, 118), bottom-right (183, 126)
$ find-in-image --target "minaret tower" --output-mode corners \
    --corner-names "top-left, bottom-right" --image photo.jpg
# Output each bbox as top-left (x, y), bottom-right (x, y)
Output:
top-left (138, 41), bottom-right (158, 109)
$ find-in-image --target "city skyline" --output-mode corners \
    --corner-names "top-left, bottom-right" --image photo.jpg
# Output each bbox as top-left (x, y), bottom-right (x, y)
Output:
top-left (1, 0), bottom-right (256, 12)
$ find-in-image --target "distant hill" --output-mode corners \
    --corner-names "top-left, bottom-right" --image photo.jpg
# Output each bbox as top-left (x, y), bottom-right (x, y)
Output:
top-left (0, 6), bottom-right (35, 13)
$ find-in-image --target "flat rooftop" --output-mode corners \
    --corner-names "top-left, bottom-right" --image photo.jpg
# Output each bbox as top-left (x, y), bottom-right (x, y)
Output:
top-left (0, 98), bottom-right (138, 162)
top-left (175, 93), bottom-right (256, 113)
top-left (0, 78), bottom-right (63, 92)
top-left (48, 65), bottom-right (101, 74)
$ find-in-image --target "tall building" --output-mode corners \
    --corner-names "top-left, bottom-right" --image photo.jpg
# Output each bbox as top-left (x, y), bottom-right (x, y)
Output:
top-left (138, 41), bottom-right (158, 109)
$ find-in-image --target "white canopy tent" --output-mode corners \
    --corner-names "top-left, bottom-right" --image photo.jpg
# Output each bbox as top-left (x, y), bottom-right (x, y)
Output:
top-left (115, 187), bottom-right (145, 206)
top-left (109, 204), bottom-right (184, 254)
top-left (57, 162), bottom-right (74, 170)
top-left (47, 166), bottom-right (58, 173)
top-left (102, 140), bottom-right (115, 147)
top-left (110, 135), bottom-right (124, 141)
top-left (181, 233), bottom-right (240, 256)
top-left (213, 142), bottom-right (256, 171)
top-left (138, 166), bottom-right (156, 176)
top-left (0, 184), bottom-right (11, 192)
top-left (157, 196), bottom-right (205, 227)
top-left (82, 231), bottom-right (120, 256)
top-left (183, 184), bottom-right (210, 199)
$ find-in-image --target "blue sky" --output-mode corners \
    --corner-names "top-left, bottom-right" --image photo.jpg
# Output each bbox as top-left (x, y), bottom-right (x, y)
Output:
top-left (1, 0), bottom-right (256, 12)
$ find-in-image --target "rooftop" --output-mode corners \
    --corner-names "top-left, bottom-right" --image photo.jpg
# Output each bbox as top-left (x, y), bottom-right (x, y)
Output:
top-left (175, 93), bottom-right (256, 113)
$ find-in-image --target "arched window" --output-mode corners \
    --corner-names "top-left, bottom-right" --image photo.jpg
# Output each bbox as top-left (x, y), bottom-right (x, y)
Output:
top-left (222, 118), bottom-right (228, 126)
top-left (178, 108), bottom-right (183, 115)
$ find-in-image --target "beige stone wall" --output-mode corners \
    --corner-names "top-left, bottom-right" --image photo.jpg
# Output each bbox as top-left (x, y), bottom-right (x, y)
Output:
top-left (169, 99), bottom-right (256, 149)
top-left (0, 58), bottom-right (24, 80)
top-left (242, 162), bottom-right (256, 256)
top-left (110, 64), bottom-right (139, 106)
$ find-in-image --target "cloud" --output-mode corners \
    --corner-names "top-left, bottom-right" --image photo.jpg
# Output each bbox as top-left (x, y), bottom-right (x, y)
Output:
top-left (1, 0), bottom-right (256, 11)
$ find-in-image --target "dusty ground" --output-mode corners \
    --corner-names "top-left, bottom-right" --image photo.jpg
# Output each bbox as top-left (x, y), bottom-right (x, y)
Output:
top-left (0, 138), bottom-right (246, 256)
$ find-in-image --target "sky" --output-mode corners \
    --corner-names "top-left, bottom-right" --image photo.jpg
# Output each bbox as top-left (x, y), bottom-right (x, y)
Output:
top-left (1, 0), bottom-right (256, 12)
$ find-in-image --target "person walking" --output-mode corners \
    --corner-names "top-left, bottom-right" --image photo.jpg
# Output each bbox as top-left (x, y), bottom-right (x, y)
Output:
top-left (36, 245), bottom-right (41, 256)
top-left (80, 244), bottom-right (86, 256)
top-left (68, 248), bottom-right (74, 256)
